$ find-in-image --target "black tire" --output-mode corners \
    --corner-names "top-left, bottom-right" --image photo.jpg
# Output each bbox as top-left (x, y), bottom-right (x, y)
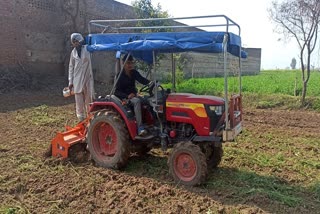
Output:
top-left (199, 142), bottom-right (223, 169)
top-left (68, 143), bottom-right (90, 163)
top-left (168, 141), bottom-right (208, 186)
top-left (87, 110), bottom-right (130, 169)
top-left (208, 146), bottom-right (223, 168)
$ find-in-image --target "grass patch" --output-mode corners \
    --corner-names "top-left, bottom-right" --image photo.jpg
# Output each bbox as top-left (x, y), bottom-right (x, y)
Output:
top-left (126, 151), bottom-right (168, 178)
top-left (206, 169), bottom-right (302, 207)
top-left (0, 206), bottom-right (25, 214)
top-left (244, 93), bottom-right (299, 109)
top-left (15, 105), bottom-right (65, 126)
top-left (310, 182), bottom-right (320, 200)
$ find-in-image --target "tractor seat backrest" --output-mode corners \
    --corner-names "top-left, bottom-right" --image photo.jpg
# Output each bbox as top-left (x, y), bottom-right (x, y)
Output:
top-left (103, 95), bottom-right (135, 119)
top-left (110, 95), bottom-right (122, 105)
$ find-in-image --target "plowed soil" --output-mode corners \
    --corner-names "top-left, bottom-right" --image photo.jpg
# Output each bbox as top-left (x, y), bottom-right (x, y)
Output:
top-left (0, 90), bottom-right (319, 214)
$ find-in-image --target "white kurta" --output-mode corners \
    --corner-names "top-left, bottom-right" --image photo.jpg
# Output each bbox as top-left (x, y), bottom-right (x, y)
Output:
top-left (68, 45), bottom-right (94, 95)
top-left (68, 45), bottom-right (94, 120)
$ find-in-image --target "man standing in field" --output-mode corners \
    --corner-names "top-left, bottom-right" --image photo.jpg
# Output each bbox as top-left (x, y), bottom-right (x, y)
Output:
top-left (68, 33), bottom-right (94, 121)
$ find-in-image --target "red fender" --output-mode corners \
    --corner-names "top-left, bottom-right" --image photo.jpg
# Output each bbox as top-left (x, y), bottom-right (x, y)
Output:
top-left (89, 102), bottom-right (137, 140)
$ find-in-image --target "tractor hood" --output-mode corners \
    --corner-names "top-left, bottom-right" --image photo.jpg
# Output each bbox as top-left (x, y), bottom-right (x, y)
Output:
top-left (166, 93), bottom-right (225, 106)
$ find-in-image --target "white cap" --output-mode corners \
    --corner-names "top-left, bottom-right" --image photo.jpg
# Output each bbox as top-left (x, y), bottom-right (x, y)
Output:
top-left (70, 33), bottom-right (84, 44)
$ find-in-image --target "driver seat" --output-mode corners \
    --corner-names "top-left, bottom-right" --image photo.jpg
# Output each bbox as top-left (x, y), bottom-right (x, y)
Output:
top-left (98, 94), bottom-right (135, 118)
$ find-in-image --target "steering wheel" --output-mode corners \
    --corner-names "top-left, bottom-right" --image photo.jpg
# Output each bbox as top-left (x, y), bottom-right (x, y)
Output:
top-left (140, 81), bottom-right (155, 95)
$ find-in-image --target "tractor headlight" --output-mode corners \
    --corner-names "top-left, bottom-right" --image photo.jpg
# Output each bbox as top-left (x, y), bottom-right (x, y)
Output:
top-left (208, 105), bottom-right (224, 116)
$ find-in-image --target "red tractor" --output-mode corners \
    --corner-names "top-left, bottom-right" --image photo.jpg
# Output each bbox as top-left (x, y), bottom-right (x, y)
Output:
top-left (51, 15), bottom-right (245, 186)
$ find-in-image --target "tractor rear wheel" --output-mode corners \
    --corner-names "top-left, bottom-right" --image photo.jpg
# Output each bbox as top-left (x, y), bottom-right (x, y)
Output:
top-left (168, 141), bottom-right (207, 186)
top-left (87, 110), bottom-right (130, 169)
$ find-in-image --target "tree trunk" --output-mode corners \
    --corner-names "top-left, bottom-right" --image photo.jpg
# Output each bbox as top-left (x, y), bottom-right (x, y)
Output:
top-left (301, 81), bottom-right (307, 106)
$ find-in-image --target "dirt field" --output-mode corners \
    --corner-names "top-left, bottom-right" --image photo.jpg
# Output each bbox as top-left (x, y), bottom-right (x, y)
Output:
top-left (0, 89), bottom-right (319, 214)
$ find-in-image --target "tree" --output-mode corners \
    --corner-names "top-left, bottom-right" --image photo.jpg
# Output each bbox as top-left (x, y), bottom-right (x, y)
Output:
top-left (132, 0), bottom-right (170, 33)
top-left (269, 0), bottom-right (320, 105)
top-left (290, 57), bottom-right (297, 69)
top-left (130, 0), bottom-right (171, 76)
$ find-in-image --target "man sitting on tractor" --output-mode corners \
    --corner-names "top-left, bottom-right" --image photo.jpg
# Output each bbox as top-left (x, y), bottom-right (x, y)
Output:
top-left (114, 54), bottom-right (151, 136)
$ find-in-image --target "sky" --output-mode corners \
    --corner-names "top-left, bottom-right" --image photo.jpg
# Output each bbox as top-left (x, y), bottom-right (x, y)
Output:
top-left (115, 0), bottom-right (320, 69)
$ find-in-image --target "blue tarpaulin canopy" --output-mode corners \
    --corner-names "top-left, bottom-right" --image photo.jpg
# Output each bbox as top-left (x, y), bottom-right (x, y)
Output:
top-left (87, 31), bottom-right (247, 64)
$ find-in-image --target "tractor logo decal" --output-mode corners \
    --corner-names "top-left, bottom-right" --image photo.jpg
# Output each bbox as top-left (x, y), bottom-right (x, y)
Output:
top-left (166, 102), bottom-right (207, 118)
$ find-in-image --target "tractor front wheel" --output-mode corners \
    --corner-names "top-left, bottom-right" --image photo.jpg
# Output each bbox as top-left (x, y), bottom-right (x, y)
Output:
top-left (168, 141), bottom-right (207, 186)
top-left (87, 110), bottom-right (130, 169)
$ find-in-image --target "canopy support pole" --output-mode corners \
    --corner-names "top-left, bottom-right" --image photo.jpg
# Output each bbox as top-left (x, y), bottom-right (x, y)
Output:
top-left (171, 53), bottom-right (176, 93)
top-left (223, 34), bottom-right (230, 130)
top-left (110, 52), bottom-right (132, 96)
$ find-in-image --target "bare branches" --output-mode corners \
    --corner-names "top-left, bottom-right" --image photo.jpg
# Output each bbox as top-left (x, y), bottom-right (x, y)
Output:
top-left (268, 0), bottom-right (320, 105)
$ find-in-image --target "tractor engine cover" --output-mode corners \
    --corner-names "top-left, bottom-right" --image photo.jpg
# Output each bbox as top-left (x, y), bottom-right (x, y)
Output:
top-left (165, 93), bottom-right (225, 136)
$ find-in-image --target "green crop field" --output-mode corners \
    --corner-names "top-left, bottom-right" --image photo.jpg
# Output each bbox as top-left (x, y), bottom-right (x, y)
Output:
top-left (176, 70), bottom-right (320, 96)
top-left (164, 70), bottom-right (320, 111)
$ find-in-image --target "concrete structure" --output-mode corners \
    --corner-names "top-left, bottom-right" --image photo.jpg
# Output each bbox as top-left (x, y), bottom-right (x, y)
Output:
top-left (242, 48), bottom-right (261, 75)
top-left (157, 48), bottom-right (261, 80)
top-left (0, 0), bottom-right (261, 93)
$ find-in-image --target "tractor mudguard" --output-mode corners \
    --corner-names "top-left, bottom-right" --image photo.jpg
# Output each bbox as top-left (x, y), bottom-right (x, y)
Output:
top-left (89, 96), bottom-right (138, 140)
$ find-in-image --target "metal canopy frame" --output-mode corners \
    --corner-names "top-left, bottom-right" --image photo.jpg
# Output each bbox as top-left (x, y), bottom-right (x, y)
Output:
top-left (88, 15), bottom-right (243, 131)
top-left (88, 15), bottom-right (241, 35)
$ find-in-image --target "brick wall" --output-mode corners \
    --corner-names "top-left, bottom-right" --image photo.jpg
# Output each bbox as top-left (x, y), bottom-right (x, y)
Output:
top-left (0, 0), bottom-right (261, 92)
top-left (0, 0), bottom-right (134, 88)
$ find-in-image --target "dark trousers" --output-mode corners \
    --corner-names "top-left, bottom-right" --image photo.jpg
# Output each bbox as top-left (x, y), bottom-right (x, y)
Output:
top-left (130, 97), bottom-right (143, 128)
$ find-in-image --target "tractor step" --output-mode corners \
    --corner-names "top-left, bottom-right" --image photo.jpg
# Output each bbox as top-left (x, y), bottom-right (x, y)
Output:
top-left (134, 134), bottom-right (155, 141)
